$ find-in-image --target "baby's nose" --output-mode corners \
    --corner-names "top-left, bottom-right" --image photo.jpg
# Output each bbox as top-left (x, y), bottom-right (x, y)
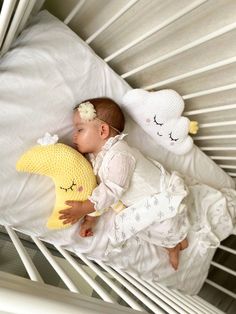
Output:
top-left (72, 132), bottom-right (77, 142)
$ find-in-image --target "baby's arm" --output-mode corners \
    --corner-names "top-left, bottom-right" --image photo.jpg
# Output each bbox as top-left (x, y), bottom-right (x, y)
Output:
top-left (79, 152), bottom-right (135, 237)
top-left (59, 152), bottom-right (135, 231)
top-left (88, 152), bottom-right (136, 213)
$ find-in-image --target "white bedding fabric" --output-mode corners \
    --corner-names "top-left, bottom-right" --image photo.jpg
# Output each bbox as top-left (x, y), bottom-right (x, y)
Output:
top-left (104, 173), bottom-right (236, 295)
top-left (0, 11), bottom-right (235, 294)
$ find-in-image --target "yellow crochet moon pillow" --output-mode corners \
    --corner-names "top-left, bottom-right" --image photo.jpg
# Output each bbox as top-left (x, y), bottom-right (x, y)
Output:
top-left (16, 138), bottom-right (97, 230)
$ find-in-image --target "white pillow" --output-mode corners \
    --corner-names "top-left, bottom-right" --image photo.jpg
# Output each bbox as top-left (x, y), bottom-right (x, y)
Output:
top-left (0, 10), bottom-right (234, 236)
top-left (125, 118), bottom-right (235, 189)
top-left (122, 89), bottom-right (194, 155)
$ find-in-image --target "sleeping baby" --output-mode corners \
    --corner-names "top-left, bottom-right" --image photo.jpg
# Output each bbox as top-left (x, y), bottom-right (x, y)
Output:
top-left (59, 98), bottom-right (189, 270)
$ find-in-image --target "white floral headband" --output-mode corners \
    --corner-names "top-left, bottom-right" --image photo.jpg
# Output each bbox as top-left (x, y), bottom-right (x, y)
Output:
top-left (77, 101), bottom-right (97, 121)
top-left (77, 101), bottom-right (121, 134)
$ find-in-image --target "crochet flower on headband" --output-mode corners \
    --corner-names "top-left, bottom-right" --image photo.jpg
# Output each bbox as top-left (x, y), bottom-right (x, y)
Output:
top-left (77, 101), bottom-right (97, 121)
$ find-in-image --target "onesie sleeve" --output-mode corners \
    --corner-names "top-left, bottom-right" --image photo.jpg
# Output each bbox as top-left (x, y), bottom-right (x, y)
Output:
top-left (88, 152), bottom-right (136, 214)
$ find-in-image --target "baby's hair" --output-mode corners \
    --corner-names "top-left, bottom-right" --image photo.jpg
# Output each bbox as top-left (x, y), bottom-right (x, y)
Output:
top-left (74, 98), bottom-right (125, 133)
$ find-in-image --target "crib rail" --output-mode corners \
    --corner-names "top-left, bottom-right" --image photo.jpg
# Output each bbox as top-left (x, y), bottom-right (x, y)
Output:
top-left (0, 226), bottom-right (229, 314)
top-left (0, 271), bottom-right (142, 314)
top-left (0, 0), bottom-right (43, 56)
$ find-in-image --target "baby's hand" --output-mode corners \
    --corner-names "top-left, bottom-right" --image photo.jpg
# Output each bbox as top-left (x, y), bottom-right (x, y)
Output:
top-left (59, 200), bottom-right (96, 225)
top-left (59, 201), bottom-right (84, 225)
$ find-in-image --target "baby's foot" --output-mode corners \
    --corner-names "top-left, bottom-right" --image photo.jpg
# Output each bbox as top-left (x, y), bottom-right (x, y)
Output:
top-left (79, 216), bottom-right (99, 237)
top-left (166, 244), bottom-right (181, 270)
top-left (180, 238), bottom-right (188, 251)
top-left (166, 238), bottom-right (188, 270)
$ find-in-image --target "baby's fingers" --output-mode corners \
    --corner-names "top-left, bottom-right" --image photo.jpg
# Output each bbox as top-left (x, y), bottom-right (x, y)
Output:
top-left (59, 214), bottom-right (69, 220)
top-left (59, 208), bottom-right (71, 214)
top-left (63, 218), bottom-right (78, 225)
top-left (65, 200), bottom-right (79, 207)
top-left (62, 218), bottom-right (73, 225)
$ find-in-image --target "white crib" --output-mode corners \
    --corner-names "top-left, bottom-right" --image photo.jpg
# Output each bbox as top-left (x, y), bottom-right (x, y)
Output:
top-left (0, 0), bottom-right (235, 313)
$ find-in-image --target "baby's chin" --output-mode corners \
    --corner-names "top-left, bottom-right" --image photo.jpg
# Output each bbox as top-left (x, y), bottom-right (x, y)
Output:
top-left (76, 146), bottom-right (91, 154)
top-left (74, 144), bottom-right (83, 153)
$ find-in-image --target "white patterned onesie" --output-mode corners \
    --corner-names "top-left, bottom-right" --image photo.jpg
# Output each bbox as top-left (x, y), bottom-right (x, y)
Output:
top-left (88, 134), bottom-right (190, 248)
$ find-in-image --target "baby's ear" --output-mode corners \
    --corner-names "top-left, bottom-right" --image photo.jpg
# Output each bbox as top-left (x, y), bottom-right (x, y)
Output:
top-left (100, 123), bottom-right (110, 139)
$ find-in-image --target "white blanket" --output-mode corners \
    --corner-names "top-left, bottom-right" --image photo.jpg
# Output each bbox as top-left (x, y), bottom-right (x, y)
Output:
top-left (68, 170), bottom-right (236, 295)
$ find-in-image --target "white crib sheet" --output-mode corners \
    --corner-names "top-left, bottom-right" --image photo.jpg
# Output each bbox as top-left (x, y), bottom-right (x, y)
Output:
top-left (0, 10), bottom-right (235, 294)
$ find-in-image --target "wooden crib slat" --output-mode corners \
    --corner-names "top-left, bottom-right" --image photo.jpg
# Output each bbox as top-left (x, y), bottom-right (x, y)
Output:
top-left (219, 165), bottom-right (236, 170)
top-left (96, 261), bottom-right (170, 314)
top-left (0, 0), bottom-right (17, 48)
top-left (5, 226), bottom-right (44, 283)
top-left (228, 172), bottom-right (236, 177)
top-left (192, 120), bottom-right (236, 128)
top-left (74, 252), bottom-right (144, 311)
top-left (193, 296), bottom-right (225, 314)
top-left (54, 245), bottom-right (114, 303)
top-left (200, 146), bottom-right (236, 150)
top-left (1, 0), bottom-right (30, 56)
top-left (184, 103), bottom-right (236, 116)
top-left (121, 22), bottom-right (236, 79)
top-left (15, 0), bottom-right (37, 38)
top-left (205, 279), bottom-right (236, 299)
top-left (211, 261), bottom-right (236, 277)
top-left (143, 56), bottom-right (236, 91)
top-left (86, 0), bottom-right (139, 45)
top-left (219, 244), bottom-right (236, 255)
top-left (134, 275), bottom-right (223, 314)
top-left (111, 266), bottom-right (199, 314)
top-left (194, 135), bottom-right (236, 141)
top-left (63, 0), bottom-right (85, 25)
top-left (31, 236), bottom-right (80, 293)
top-left (182, 83), bottom-right (236, 100)
top-left (104, 0), bottom-right (207, 63)
top-left (211, 157), bottom-right (236, 161)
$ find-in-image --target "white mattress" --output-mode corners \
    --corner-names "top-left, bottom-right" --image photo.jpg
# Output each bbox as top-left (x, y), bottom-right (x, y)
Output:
top-left (0, 10), bottom-right (235, 294)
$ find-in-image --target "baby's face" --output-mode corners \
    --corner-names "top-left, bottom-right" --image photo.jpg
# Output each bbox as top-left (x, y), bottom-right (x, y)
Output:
top-left (73, 111), bottom-right (103, 155)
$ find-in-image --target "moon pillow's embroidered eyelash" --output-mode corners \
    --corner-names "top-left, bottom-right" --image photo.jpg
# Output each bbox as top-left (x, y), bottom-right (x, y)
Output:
top-left (169, 132), bottom-right (179, 142)
top-left (153, 115), bottom-right (163, 126)
top-left (60, 180), bottom-right (76, 192)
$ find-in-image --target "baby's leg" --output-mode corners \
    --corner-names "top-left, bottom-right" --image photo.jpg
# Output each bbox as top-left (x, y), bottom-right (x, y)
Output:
top-left (79, 216), bottom-right (99, 237)
top-left (166, 238), bottom-right (188, 270)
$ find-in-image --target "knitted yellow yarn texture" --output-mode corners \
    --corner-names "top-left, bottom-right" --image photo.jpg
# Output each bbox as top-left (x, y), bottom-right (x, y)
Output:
top-left (16, 143), bottom-right (97, 229)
